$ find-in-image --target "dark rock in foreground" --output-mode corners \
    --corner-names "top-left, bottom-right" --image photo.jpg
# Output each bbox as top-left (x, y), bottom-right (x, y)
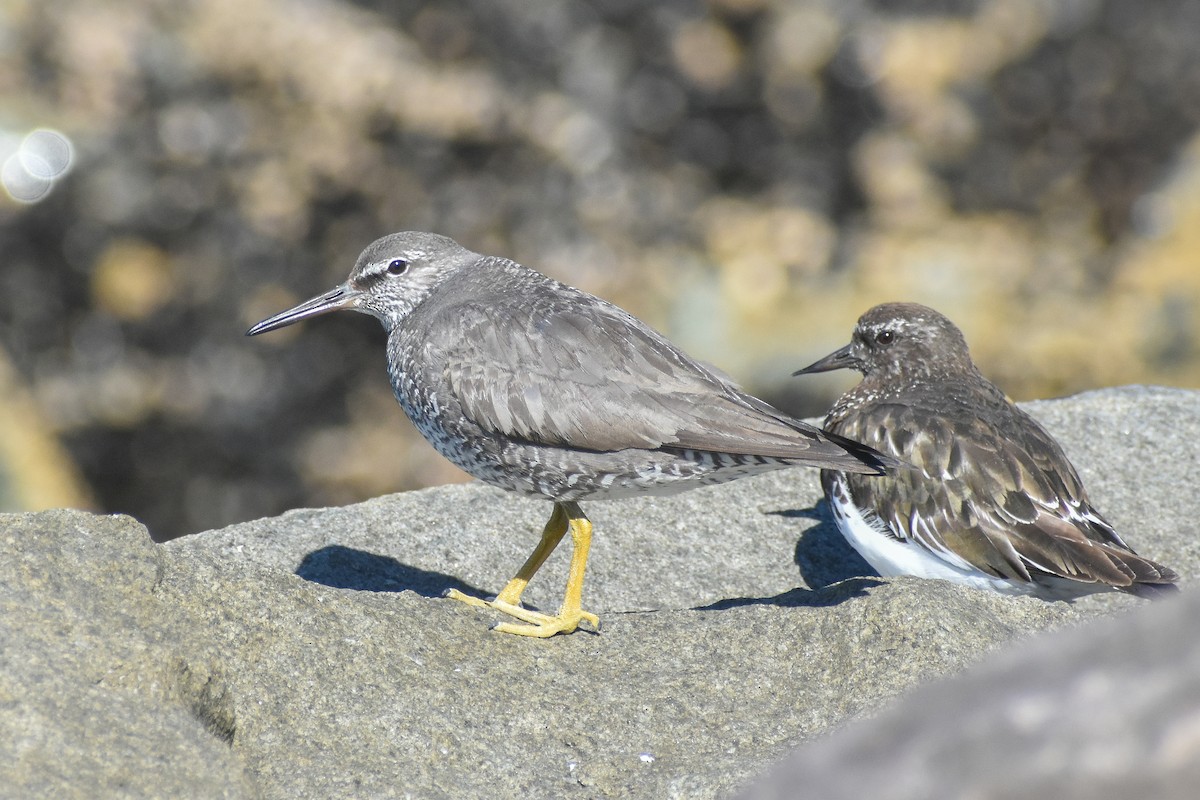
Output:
top-left (741, 585), bottom-right (1200, 800)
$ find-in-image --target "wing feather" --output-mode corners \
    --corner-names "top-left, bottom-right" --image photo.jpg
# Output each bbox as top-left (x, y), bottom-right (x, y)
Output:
top-left (836, 401), bottom-right (1176, 590)
top-left (433, 289), bottom-right (886, 472)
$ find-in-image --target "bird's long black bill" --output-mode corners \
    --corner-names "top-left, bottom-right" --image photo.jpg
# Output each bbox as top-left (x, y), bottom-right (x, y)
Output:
top-left (246, 283), bottom-right (359, 336)
top-left (793, 343), bottom-right (856, 376)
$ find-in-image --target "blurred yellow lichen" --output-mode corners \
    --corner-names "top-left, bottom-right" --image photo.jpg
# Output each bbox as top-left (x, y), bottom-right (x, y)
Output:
top-left (860, 0), bottom-right (1048, 152)
top-left (1108, 132), bottom-right (1200, 382)
top-left (854, 132), bottom-right (952, 228)
top-left (671, 19), bottom-right (742, 91)
top-left (764, 6), bottom-right (842, 78)
top-left (186, 0), bottom-right (505, 139)
top-left (91, 239), bottom-right (175, 321)
top-left (0, 350), bottom-right (95, 511)
top-left (298, 383), bottom-right (468, 504)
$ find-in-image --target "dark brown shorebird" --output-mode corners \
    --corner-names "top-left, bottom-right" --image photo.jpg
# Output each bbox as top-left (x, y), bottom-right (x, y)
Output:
top-left (248, 232), bottom-right (896, 637)
top-left (794, 302), bottom-right (1178, 600)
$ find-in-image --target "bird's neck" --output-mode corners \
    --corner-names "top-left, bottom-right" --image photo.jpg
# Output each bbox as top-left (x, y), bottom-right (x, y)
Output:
top-left (828, 363), bottom-right (998, 425)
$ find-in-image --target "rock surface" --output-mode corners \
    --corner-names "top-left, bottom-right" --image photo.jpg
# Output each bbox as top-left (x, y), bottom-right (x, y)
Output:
top-left (2, 386), bottom-right (1195, 798)
top-left (739, 580), bottom-right (1200, 800)
top-left (0, 511), bottom-right (252, 798)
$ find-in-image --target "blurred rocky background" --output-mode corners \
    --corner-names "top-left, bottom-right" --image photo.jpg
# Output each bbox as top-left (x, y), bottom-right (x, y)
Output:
top-left (1, 0), bottom-right (1198, 539)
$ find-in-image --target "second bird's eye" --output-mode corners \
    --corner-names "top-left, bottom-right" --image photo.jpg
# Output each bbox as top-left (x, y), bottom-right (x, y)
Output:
top-left (387, 259), bottom-right (409, 275)
top-left (875, 330), bottom-right (895, 345)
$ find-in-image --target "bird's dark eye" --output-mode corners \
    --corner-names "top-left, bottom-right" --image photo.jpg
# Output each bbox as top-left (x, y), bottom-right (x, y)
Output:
top-left (875, 330), bottom-right (895, 345)
top-left (387, 259), bottom-right (409, 275)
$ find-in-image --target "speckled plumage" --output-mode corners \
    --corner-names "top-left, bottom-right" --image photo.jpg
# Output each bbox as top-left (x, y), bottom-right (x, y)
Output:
top-left (795, 302), bottom-right (1178, 600)
top-left (379, 240), bottom-right (894, 500)
top-left (248, 231), bottom-right (895, 635)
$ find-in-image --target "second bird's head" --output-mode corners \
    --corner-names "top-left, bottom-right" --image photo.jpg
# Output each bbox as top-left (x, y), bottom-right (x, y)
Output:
top-left (794, 302), bottom-right (975, 382)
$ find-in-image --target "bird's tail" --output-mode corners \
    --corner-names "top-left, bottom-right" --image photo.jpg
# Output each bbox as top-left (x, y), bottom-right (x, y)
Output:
top-left (1123, 578), bottom-right (1180, 601)
top-left (817, 429), bottom-right (905, 476)
top-left (1111, 548), bottom-right (1179, 600)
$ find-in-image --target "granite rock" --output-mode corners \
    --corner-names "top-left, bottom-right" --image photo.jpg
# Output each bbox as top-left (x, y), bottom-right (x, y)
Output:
top-left (2, 387), bottom-right (1195, 798)
top-left (740, 584), bottom-right (1200, 800)
top-left (0, 511), bottom-right (253, 798)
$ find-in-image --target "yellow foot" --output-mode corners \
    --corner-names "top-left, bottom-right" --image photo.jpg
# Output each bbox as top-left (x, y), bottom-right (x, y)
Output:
top-left (444, 589), bottom-right (599, 638)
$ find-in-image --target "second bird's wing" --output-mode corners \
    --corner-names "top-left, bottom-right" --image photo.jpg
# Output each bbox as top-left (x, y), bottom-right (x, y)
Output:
top-left (836, 401), bottom-right (1175, 588)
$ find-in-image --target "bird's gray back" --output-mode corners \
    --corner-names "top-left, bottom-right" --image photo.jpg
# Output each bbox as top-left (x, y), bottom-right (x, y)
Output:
top-left (383, 255), bottom-right (886, 497)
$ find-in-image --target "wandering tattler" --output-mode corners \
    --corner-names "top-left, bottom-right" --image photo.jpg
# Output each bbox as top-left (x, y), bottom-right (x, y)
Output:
top-left (794, 302), bottom-right (1178, 599)
top-left (248, 232), bottom-right (896, 637)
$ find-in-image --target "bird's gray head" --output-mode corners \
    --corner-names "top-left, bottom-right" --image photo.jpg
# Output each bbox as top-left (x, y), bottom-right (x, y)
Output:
top-left (246, 231), bottom-right (480, 336)
top-left (347, 232), bottom-right (480, 327)
top-left (794, 302), bottom-right (975, 382)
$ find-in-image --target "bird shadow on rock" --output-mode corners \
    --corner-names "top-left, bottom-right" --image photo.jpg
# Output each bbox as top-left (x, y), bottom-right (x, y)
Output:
top-left (296, 545), bottom-right (487, 599)
top-left (766, 500), bottom-right (880, 591)
top-left (693, 501), bottom-right (883, 613)
top-left (694, 577), bottom-right (882, 612)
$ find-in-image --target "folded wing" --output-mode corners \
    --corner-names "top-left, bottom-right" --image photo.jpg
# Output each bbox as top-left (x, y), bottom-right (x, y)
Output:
top-left (839, 402), bottom-right (1177, 591)
top-left (438, 296), bottom-right (890, 473)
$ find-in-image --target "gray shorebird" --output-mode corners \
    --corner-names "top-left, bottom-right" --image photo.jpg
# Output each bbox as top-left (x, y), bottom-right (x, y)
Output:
top-left (248, 231), bottom-right (896, 637)
top-left (794, 302), bottom-right (1178, 600)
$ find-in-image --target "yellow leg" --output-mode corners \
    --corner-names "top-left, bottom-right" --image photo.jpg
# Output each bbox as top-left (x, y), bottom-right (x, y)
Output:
top-left (446, 501), bottom-right (600, 637)
top-left (447, 502), bottom-right (569, 614)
